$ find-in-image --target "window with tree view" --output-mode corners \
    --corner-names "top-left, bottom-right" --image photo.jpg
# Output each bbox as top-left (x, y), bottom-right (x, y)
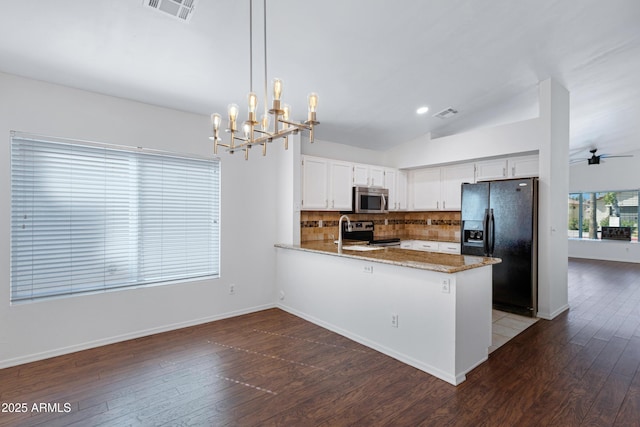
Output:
top-left (568, 191), bottom-right (639, 241)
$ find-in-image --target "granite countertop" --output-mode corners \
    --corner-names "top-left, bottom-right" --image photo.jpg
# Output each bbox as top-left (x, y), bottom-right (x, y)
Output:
top-left (275, 242), bottom-right (500, 274)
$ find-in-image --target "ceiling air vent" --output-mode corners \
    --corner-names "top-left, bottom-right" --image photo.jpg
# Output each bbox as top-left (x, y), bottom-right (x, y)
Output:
top-left (433, 107), bottom-right (458, 119)
top-left (144, 0), bottom-right (197, 22)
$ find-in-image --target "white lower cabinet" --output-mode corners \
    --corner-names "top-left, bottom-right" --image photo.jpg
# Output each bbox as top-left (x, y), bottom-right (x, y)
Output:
top-left (413, 241), bottom-right (440, 252)
top-left (400, 240), bottom-right (460, 254)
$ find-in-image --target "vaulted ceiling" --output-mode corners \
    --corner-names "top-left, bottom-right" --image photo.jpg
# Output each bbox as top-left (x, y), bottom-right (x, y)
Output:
top-left (1, 0), bottom-right (639, 158)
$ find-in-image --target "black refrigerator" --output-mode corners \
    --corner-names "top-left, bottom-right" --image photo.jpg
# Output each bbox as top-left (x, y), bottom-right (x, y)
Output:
top-left (460, 178), bottom-right (538, 317)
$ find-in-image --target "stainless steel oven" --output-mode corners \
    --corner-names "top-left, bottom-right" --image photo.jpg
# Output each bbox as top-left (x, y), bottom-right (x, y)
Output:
top-left (353, 186), bottom-right (388, 214)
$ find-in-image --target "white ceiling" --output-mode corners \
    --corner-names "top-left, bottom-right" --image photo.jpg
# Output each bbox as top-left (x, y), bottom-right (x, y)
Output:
top-left (1, 0), bottom-right (639, 158)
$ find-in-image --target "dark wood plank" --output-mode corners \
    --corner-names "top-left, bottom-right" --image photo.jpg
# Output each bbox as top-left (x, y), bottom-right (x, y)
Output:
top-left (1, 259), bottom-right (640, 426)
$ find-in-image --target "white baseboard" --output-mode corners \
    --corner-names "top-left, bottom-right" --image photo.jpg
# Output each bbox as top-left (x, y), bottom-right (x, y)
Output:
top-left (0, 303), bottom-right (275, 369)
top-left (537, 303), bottom-right (570, 320)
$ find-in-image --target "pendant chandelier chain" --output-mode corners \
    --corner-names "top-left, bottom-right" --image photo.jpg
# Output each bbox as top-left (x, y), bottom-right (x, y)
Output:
top-left (249, 0), bottom-right (253, 93)
top-left (263, 0), bottom-right (268, 118)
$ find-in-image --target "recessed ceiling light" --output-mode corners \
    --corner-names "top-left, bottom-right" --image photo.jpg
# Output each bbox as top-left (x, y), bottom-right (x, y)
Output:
top-left (416, 106), bottom-right (429, 114)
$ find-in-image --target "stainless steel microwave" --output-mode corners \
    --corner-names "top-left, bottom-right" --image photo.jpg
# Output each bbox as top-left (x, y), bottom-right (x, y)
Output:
top-left (353, 186), bottom-right (389, 214)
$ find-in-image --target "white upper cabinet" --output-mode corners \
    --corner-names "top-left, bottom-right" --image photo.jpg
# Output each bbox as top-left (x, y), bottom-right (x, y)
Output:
top-left (475, 158), bottom-right (508, 182)
top-left (354, 163), bottom-right (385, 187)
top-left (329, 160), bottom-right (353, 210)
top-left (396, 170), bottom-right (408, 210)
top-left (301, 156), bottom-right (328, 209)
top-left (410, 167), bottom-right (441, 210)
top-left (410, 163), bottom-right (474, 211)
top-left (509, 154), bottom-right (539, 178)
top-left (476, 154), bottom-right (539, 181)
top-left (384, 168), bottom-right (397, 210)
top-left (385, 169), bottom-right (408, 211)
top-left (441, 163), bottom-right (476, 210)
top-left (301, 156), bottom-right (353, 211)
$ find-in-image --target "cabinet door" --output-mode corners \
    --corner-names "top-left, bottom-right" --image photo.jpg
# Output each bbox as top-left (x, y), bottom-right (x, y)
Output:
top-left (396, 171), bottom-right (408, 210)
top-left (509, 155), bottom-right (539, 178)
top-left (475, 159), bottom-right (508, 182)
top-left (301, 156), bottom-right (328, 210)
top-left (329, 161), bottom-right (353, 210)
top-left (384, 169), bottom-right (397, 210)
top-left (353, 164), bottom-right (369, 186)
top-left (411, 168), bottom-right (441, 210)
top-left (441, 163), bottom-right (475, 210)
top-left (369, 166), bottom-right (385, 187)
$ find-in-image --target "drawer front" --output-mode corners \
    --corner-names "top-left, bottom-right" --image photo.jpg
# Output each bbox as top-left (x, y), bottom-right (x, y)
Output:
top-left (414, 241), bottom-right (439, 251)
top-left (400, 241), bottom-right (414, 249)
top-left (438, 243), bottom-right (461, 254)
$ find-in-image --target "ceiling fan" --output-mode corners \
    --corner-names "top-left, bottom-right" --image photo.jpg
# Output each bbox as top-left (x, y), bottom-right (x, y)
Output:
top-left (570, 148), bottom-right (634, 165)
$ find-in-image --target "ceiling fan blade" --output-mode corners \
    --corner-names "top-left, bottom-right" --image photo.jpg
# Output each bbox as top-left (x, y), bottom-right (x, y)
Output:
top-left (600, 154), bottom-right (634, 159)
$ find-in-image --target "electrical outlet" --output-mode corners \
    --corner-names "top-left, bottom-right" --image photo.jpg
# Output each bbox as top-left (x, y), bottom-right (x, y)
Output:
top-left (384, 218), bottom-right (388, 225)
top-left (391, 314), bottom-right (399, 328)
top-left (318, 220), bottom-right (323, 228)
top-left (363, 265), bottom-right (374, 274)
top-left (279, 290), bottom-right (285, 301)
top-left (441, 279), bottom-right (450, 294)
top-left (229, 284), bottom-right (236, 295)
top-left (427, 218), bottom-right (432, 225)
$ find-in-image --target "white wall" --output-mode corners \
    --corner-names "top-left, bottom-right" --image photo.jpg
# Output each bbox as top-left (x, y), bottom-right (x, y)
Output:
top-left (301, 137), bottom-right (387, 166)
top-left (0, 72), bottom-right (277, 367)
top-left (568, 150), bottom-right (640, 262)
top-left (386, 118), bottom-right (542, 169)
top-left (536, 79), bottom-right (570, 319)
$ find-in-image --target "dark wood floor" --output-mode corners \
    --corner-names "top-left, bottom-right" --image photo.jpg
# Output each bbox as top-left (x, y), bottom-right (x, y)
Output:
top-left (1, 258), bottom-right (640, 426)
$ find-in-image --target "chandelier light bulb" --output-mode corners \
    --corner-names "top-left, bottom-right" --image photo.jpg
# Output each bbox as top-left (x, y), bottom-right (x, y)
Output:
top-left (211, 113), bottom-right (221, 131)
top-left (247, 92), bottom-right (258, 114)
top-left (242, 122), bottom-right (251, 139)
top-left (308, 93), bottom-right (318, 113)
top-left (272, 78), bottom-right (283, 101)
top-left (260, 114), bottom-right (270, 132)
top-left (282, 104), bottom-right (291, 122)
top-left (228, 104), bottom-right (239, 121)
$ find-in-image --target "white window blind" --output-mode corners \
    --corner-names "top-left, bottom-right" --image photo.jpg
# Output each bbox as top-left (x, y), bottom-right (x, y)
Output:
top-left (10, 133), bottom-right (220, 303)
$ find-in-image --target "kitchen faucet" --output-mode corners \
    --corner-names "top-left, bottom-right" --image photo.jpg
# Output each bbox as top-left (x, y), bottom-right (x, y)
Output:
top-left (338, 214), bottom-right (351, 253)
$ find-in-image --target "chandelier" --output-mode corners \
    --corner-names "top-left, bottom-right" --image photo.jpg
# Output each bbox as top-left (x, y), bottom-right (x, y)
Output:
top-left (209, 0), bottom-right (319, 160)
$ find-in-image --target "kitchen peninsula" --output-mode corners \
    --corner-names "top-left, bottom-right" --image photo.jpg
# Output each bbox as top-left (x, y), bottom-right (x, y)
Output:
top-left (275, 242), bottom-right (501, 385)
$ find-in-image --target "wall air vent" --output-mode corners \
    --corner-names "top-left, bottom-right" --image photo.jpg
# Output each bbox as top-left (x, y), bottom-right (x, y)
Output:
top-left (433, 107), bottom-right (458, 119)
top-left (144, 0), bottom-right (197, 22)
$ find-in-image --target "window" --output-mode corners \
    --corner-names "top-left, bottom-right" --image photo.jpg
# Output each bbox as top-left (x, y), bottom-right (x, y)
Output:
top-left (568, 191), bottom-right (638, 241)
top-left (10, 133), bottom-right (220, 303)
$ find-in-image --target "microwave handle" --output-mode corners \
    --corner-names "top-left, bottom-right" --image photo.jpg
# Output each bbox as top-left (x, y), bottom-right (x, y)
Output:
top-left (382, 193), bottom-right (387, 210)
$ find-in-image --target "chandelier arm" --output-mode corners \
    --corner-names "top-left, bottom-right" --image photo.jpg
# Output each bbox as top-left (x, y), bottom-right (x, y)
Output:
top-left (279, 118), bottom-right (311, 130)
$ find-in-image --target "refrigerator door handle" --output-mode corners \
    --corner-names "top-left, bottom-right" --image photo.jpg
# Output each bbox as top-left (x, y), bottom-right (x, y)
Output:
top-left (482, 208), bottom-right (490, 256)
top-left (489, 208), bottom-right (496, 256)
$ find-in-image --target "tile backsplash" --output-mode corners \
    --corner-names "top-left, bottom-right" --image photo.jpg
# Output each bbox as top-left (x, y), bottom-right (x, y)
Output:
top-left (301, 211), bottom-right (461, 243)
